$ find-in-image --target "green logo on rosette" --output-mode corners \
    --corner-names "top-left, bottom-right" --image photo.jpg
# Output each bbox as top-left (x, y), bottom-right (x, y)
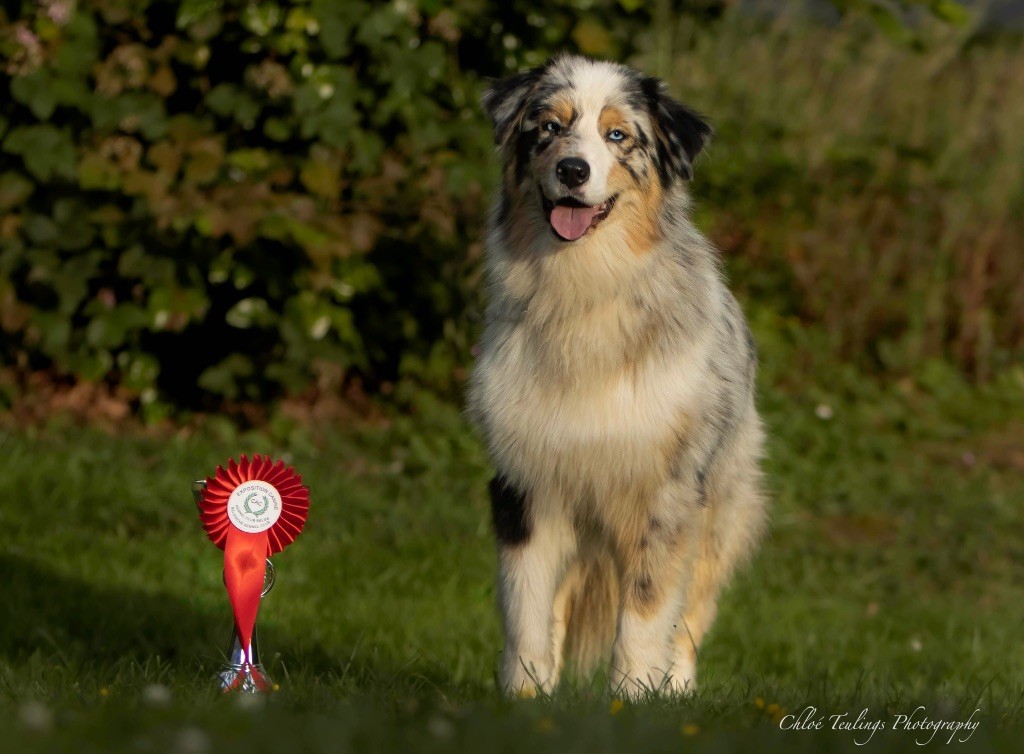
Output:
top-left (243, 491), bottom-right (271, 517)
top-left (227, 480), bottom-right (283, 533)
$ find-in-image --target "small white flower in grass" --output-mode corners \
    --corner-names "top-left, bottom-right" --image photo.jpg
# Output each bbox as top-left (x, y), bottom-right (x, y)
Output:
top-left (142, 684), bottom-right (172, 707)
top-left (19, 701), bottom-right (53, 732)
top-left (910, 637), bottom-right (923, 652)
top-left (814, 404), bottom-right (834, 420)
top-left (175, 726), bottom-right (210, 754)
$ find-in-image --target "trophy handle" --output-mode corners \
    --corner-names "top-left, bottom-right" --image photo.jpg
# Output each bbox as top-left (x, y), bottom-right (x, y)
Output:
top-left (191, 479), bottom-right (207, 509)
top-left (193, 479), bottom-right (276, 693)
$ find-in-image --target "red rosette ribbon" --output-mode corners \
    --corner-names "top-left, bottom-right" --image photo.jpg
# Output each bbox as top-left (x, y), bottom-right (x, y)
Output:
top-left (198, 454), bottom-right (309, 691)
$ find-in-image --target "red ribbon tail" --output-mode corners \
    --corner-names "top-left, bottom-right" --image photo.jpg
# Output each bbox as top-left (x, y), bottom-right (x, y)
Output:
top-left (247, 665), bottom-right (273, 692)
top-left (224, 528), bottom-right (269, 652)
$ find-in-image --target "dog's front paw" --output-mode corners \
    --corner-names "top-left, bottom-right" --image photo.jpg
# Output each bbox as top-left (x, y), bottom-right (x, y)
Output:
top-left (499, 653), bottom-right (554, 698)
top-left (610, 664), bottom-right (675, 699)
top-left (666, 655), bottom-right (697, 696)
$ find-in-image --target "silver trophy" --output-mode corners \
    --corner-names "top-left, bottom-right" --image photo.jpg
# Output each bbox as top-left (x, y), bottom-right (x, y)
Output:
top-left (193, 480), bottom-right (275, 693)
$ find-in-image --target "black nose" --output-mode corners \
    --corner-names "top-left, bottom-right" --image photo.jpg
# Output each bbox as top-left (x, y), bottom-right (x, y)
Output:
top-left (556, 157), bottom-right (590, 188)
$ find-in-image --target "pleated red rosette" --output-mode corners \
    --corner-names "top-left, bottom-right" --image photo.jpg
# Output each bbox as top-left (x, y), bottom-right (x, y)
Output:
top-left (198, 454), bottom-right (309, 691)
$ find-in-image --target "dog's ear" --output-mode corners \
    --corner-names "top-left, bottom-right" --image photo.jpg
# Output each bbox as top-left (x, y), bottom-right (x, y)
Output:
top-left (481, 66), bottom-right (545, 149)
top-left (640, 76), bottom-right (712, 183)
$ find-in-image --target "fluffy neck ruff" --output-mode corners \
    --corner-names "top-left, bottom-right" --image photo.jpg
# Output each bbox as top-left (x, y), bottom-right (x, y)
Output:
top-left (482, 188), bottom-right (722, 382)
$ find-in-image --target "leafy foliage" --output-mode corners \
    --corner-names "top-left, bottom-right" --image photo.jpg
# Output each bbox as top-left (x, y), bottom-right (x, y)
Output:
top-left (0, 0), bottom-right (521, 414)
top-left (0, 0), bottom-right (1013, 420)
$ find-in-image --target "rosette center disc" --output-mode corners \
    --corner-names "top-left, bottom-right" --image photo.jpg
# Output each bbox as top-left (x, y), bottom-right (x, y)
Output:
top-left (227, 480), bottom-right (283, 533)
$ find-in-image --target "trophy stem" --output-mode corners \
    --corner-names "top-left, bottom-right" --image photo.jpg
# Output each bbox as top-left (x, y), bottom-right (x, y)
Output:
top-left (218, 621), bottom-right (273, 692)
top-left (217, 558), bottom-right (276, 693)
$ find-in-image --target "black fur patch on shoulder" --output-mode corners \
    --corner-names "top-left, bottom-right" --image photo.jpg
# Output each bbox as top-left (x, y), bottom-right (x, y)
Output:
top-left (488, 475), bottom-right (531, 546)
top-left (640, 76), bottom-right (712, 186)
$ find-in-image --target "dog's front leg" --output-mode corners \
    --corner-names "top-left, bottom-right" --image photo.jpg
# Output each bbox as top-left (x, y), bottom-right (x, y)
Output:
top-left (610, 507), bottom-right (693, 698)
top-left (490, 476), bottom-right (574, 697)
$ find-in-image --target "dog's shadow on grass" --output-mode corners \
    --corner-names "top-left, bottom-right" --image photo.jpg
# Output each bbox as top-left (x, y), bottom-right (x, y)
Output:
top-left (0, 552), bottom-right (467, 695)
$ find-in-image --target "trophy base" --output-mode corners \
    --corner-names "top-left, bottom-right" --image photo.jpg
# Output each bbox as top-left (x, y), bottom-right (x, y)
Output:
top-left (218, 663), bottom-right (274, 693)
top-left (218, 621), bottom-right (274, 694)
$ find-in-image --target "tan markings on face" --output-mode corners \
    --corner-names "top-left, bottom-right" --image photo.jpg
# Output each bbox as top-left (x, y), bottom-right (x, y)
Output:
top-left (541, 94), bottom-right (576, 127)
top-left (598, 105), bottom-right (628, 135)
top-left (597, 104), bottom-right (664, 255)
top-left (605, 123), bottom-right (663, 256)
top-left (616, 174), bottom-right (663, 255)
top-left (530, 94), bottom-right (577, 181)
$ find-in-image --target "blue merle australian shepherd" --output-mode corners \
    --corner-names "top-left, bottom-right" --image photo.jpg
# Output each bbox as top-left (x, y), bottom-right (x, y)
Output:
top-left (467, 54), bottom-right (767, 697)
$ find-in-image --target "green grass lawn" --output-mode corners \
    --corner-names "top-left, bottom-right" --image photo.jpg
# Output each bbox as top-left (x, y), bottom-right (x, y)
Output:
top-left (2, 319), bottom-right (1024, 752)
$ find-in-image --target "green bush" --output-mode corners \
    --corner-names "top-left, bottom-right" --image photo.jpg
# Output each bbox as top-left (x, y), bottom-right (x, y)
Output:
top-left (0, 0), bottom-right (707, 419)
top-left (0, 1), bottom-right (1018, 420)
top-left (0, 1), bottom-right (609, 416)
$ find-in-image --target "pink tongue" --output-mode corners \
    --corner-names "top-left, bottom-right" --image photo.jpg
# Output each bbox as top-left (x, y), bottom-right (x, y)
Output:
top-left (550, 204), bottom-right (600, 241)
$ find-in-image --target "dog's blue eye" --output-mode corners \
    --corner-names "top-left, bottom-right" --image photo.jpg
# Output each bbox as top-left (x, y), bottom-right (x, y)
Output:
top-left (608, 129), bottom-right (626, 142)
top-left (543, 121), bottom-right (560, 133)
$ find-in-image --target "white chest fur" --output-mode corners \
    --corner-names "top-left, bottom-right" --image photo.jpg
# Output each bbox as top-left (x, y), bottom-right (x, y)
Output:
top-left (473, 306), bottom-right (713, 502)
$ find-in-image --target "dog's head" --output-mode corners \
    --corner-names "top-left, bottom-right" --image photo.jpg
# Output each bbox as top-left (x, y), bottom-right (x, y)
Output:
top-left (482, 54), bottom-right (711, 244)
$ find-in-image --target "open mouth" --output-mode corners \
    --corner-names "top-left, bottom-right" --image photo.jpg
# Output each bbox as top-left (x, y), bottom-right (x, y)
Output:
top-left (541, 189), bottom-right (617, 242)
